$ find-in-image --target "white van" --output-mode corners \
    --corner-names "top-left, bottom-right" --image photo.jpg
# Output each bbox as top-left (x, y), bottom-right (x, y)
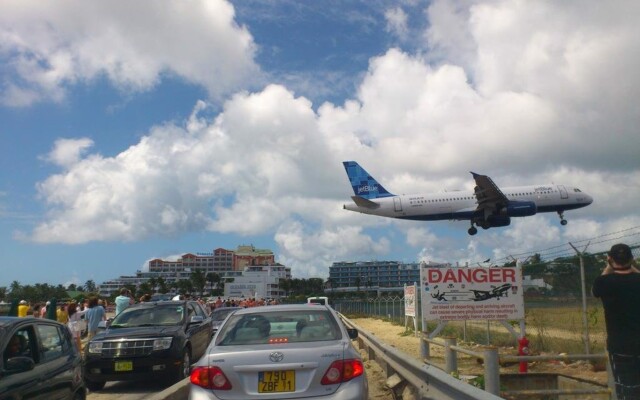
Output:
top-left (307, 296), bottom-right (329, 305)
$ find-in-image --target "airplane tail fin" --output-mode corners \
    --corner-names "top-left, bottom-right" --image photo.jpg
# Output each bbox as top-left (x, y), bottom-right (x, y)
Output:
top-left (342, 161), bottom-right (394, 199)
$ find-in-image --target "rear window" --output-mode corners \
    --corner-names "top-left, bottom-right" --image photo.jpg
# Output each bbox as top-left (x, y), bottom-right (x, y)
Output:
top-left (110, 305), bottom-right (185, 327)
top-left (216, 310), bottom-right (341, 346)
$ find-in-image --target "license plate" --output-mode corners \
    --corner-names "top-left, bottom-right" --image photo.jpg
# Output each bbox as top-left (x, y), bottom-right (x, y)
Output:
top-left (114, 361), bottom-right (133, 372)
top-left (258, 370), bottom-right (295, 393)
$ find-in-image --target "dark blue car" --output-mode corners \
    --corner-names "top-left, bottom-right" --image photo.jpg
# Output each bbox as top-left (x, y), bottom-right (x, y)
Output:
top-left (0, 316), bottom-right (86, 400)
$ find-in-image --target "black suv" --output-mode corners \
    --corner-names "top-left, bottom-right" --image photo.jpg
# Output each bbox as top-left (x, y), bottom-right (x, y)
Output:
top-left (83, 300), bottom-right (212, 391)
top-left (0, 316), bottom-right (86, 399)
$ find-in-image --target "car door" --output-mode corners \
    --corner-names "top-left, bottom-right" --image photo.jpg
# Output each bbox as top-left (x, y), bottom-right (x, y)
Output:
top-left (0, 324), bottom-right (42, 400)
top-left (33, 322), bottom-right (81, 400)
top-left (186, 302), bottom-right (211, 359)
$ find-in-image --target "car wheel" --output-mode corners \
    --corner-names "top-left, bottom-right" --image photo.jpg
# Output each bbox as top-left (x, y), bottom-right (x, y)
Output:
top-left (176, 349), bottom-right (191, 382)
top-left (85, 380), bottom-right (106, 391)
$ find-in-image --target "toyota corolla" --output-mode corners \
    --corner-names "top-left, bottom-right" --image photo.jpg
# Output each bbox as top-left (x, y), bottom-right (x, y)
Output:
top-left (189, 304), bottom-right (367, 400)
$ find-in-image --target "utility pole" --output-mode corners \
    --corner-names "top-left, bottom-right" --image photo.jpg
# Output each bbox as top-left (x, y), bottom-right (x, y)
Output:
top-left (569, 241), bottom-right (591, 354)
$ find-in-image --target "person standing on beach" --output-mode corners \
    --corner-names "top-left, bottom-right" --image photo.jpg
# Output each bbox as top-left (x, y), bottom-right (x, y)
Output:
top-left (593, 243), bottom-right (640, 399)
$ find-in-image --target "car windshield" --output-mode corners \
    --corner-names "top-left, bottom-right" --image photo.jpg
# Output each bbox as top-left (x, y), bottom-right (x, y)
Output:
top-left (216, 309), bottom-right (341, 346)
top-left (110, 305), bottom-right (184, 327)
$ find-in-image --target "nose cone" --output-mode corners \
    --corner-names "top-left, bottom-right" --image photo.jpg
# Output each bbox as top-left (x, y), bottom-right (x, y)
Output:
top-left (585, 194), bottom-right (594, 205)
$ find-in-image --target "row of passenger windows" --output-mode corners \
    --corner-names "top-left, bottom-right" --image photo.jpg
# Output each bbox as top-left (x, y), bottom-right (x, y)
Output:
top-left (409, 190), bottom-right (558, 205)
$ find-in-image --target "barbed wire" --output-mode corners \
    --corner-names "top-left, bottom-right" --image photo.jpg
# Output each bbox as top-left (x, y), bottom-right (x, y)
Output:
top-left (484, 225), bottom-right (640, 266)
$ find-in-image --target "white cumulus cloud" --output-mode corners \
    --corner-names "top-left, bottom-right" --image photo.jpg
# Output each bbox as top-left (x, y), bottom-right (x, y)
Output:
top-left (0, 0), bottom-right (260, 107)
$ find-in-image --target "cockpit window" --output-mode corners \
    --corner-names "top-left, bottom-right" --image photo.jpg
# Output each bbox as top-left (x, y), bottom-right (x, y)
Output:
top-left (574, 188), bottom-right (582, 192)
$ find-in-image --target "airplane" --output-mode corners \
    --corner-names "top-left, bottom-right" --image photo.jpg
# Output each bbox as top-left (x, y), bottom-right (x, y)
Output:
top-left (342, 161), bottom-right (593, 235)
top-left (470, 284), bottom-right (512, 301)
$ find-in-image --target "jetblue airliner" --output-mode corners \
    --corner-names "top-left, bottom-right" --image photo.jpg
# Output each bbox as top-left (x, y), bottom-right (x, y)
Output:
top-left (342, 161), bottom-right (593, 235)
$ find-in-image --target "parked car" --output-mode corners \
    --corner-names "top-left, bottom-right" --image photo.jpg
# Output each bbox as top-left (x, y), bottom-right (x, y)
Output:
top-left (209, 307), bottom-right (242, 336)
top-left (150, 293), bottom-right (174, 302)
top-left (83, 300), bottom-right (213, 391)
top-left (0, 316), bottom-right (86, 399)
top-left (189, 304), bottom-right (367, 400)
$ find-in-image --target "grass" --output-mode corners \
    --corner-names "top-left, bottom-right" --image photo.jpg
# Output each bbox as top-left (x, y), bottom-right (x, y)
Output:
top-left (346, 302), bottom-right (607, 355)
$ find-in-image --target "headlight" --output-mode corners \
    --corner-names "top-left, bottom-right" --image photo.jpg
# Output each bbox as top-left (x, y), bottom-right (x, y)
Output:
top-left (88, 342), bottom-right (103, 354)
top-left (153, 337), bottom-right (173, 351)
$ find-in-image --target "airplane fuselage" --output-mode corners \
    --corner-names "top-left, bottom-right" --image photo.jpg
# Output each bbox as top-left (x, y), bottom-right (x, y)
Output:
top-left (344, 184), bottom-right (591, 221)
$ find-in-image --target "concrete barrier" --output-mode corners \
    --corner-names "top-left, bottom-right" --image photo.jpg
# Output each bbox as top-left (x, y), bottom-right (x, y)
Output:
top-left (146, 378), bottom-right (190, 400)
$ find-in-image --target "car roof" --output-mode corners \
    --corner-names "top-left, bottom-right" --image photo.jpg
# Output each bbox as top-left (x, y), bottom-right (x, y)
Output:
top-left (0, 316), bottom-right (64, 328)
top-left (125, 300), bottom-right (192, 309)
top-left (230, 304), bottom-right (331, 315)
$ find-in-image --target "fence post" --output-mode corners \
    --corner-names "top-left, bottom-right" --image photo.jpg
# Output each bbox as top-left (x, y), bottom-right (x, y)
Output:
top-left (420, 334), bottom-right (430, 359)
top-left (483, 346), bottom-right (500, 396)
top-left (444, 337), bottom-right (458, 374)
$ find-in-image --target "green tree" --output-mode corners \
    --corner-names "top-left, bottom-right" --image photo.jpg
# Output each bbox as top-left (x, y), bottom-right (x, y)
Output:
top-left (190, 269), bottom-right (207, 295)
top-left (137, 282), bottom-right (152, 298)
top-left (84, 280), bottom-right (97, 293)
top-left (148, 277), bottom-right (158, 293)
top-left (279, 278), bottom-right (292, 297)
top-left (156, 277), bottom-right (169, 294)
top-left (206, 272), bottom-right (221, 295)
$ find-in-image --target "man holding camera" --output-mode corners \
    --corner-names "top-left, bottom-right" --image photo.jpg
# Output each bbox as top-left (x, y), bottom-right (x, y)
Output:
top-left (114, 288), bottom-right (134, 316)
top-left (593, 243), bottom-right (640, 399)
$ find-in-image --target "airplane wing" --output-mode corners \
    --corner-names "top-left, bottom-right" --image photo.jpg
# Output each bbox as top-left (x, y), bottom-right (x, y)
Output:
top-left (470, 172), bottom-right (509, 213)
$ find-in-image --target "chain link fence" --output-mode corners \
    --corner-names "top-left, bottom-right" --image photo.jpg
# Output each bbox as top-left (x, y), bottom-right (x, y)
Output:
top-left (333, 295), bottom-right (607, 354)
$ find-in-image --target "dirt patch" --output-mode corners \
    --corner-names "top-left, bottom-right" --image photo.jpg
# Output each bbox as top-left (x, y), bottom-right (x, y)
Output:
top-left (353, 317), bottom-right (608, 398)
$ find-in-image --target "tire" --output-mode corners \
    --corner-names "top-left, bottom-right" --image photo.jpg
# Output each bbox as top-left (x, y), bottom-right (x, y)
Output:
top-left (85, 380), bottom-right (106, 391)
top-left (176, 349), bottom-right (191, 382)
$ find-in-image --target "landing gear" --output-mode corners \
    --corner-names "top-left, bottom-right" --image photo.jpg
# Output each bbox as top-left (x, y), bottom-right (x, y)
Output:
top-left (468, 225), bottom-right (478, 235)
top-left (557, 211), bottom-right (567, 226)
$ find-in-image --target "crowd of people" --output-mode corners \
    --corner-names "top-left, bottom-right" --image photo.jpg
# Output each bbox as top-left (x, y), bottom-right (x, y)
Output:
top-left (11, 296), bottom-right (108, 350)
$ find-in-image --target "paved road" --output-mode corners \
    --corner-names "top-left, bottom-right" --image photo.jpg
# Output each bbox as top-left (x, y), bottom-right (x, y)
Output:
top-left (87, 380), bottom-right (176, 400)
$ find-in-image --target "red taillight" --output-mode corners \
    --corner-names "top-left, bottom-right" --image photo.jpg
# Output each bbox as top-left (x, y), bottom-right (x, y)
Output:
top-left (190, 366), bottom-right (232, 390)
top-left (321, 359), bottom-right (364, 385)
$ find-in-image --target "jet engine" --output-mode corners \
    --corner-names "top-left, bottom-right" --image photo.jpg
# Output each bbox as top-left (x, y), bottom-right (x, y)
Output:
top-left (486, 215), bottom-right (511, 227)
top-left (501, 201), bottom-right (537, 217)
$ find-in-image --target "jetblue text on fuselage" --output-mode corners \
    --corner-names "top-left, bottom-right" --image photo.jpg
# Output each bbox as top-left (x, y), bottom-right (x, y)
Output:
top-left (358, 185), bottom-right (378, 194)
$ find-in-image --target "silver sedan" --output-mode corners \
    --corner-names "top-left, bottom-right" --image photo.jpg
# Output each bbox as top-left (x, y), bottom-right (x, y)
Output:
top-left (189, 304), bottom-right (368, 400)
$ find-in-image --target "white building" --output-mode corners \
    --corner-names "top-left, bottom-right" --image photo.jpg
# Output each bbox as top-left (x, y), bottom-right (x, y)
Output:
top-left (225, 265), bottom-right (291, 299)
top-left (522, 275), bottom-right (553, 292)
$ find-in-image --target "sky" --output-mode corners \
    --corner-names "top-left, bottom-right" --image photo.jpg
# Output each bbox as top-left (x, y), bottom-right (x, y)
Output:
top-left (1, 0), bottom-right (640, 288)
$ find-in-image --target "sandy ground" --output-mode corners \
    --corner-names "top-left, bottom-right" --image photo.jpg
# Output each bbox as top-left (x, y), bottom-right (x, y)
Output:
top-left (352, 317), bottom-right (608, 399)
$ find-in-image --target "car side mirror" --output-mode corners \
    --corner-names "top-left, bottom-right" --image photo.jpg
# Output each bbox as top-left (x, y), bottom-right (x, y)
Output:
top-left (5, 356), bottom-right (35, 374)
top-left (347, 328), bottom-right (358, 340)
top-left (189, 315), bottom-right (204, 325)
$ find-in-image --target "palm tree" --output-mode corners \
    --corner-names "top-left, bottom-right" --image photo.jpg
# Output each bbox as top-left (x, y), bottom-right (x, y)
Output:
top-left (84, 280), bottom-right (97, 293)
top-left (156, 277), bottom-right (169, 294)
top-left (279, 278), bottom-right (292, 298)
top-left (206, 272), bottom-right (221, 295)
top-left (10, 281), bottom-right (21, 294)
top-left (190, 269), bottom-right (207, 296)
top-left (148, 277), bottom-right (158, 293)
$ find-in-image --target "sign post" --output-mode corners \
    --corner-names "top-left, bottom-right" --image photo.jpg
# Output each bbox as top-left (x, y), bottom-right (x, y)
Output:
top-left (404, 284), bottom-right (418, 335)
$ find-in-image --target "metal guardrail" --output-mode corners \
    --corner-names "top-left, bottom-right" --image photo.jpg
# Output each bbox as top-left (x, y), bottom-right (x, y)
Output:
top-left (342, 316), bottom-right (503, 400)
top-left (420, 334), bottom-right (613, 399)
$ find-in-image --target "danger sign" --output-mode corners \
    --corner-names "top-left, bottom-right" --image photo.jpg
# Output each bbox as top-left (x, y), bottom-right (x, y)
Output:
top-left (421, 266), bottom-right (524, 321)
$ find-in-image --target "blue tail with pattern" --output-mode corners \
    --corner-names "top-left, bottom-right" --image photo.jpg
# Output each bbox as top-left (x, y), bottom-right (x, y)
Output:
top-left (343, 161), bottom-right (394, 200)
